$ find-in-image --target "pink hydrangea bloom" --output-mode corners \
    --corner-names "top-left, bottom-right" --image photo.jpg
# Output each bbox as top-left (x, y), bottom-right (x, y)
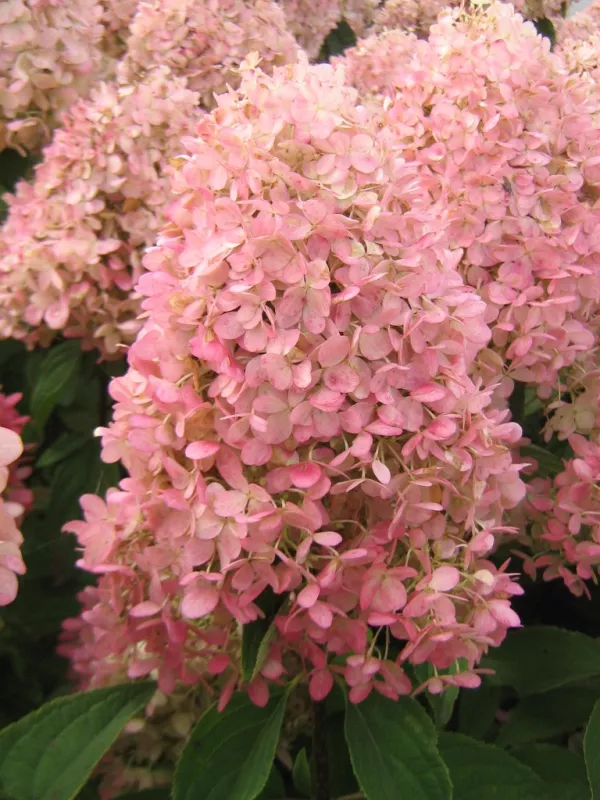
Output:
top-left (538, 334), bottom-right (600, 442)
top-left (371, 0), bottom-right (456, 38)
top-left (0, 68), bottom-right (204, 357)
top-left (0, 0), bottom-right (108, 154)
top-left (0, 426), bottom-right (25, 606)
top-left (522, 0), bottom-right (564, 20)
top-left (370, 0), bottom-right (561, 41)
top-left (278, 0), bottom-right (341, 56)
top-left (0, 393), bottom-right (31, 607)
top-left (558, 30), bottom-right (600, 80)
top-left (556, 0), bottom-right (600, 78)
top-left (97, 0), bottom-right (139, 56)
top-left (557, 0), bottom-right (600, 43)
top-left (343, 0), bottom-right (379, 38)
top-left (342, 4), bottom-right (600, 403)
top-left (118, 0), bottom-right (299, 108)
top-left (278, 0), bottom-right (376, 58)
top-left (0, 392), bottom-right (32, 515)
top-left (520, 435), bottom-right (600, 597)
top-left (62, 55), bottom-right (526, 713)
top-left (338, 27), bottom-right (422, 96)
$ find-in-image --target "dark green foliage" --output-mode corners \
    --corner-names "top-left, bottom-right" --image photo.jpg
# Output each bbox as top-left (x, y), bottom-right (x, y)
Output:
top-left (533, 17), bottom-right (556, 48)
top-left (317, 19), bottom-right (357, 62)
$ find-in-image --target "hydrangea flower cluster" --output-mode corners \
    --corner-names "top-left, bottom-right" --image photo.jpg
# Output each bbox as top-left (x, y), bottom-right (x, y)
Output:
top-left (339, 27), bottom-right (423, 96)
top-left (557, 0), bottom-right (600, 43)
top-left (278, 0), bottom-right (341, 57)
top-left (339, 4), bottom-right (600, 599)
top-left (0, 392), bottom-right (31, 606)
top-left (0, 67), bottom-right (204, 357)
top-left (278, 0), bottom-right (376, 58)
top-left (366, 0), bottom-right (565, 42)
top-left (519, 435), bottom-right (600, 597)
top-left (343, 4), bottom-right (600, 405)
top-left (539, 338), bottom-right (600, 442)
top-left (371, 0), bottom-right (458, 38)
top-left (61, 53), bottom-right (527, 717)
top-left (0, 0), bottom-right (108, 154)
top-left (557, 1), bottom-right (600, 81)
top-left (118, 0), bottom-right (299, 108)
top-left (98, 0), bottom-right (139, 57)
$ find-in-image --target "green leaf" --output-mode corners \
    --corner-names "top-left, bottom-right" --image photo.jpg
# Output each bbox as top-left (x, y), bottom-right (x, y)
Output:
top-left (482, 627), bottom-right (600, 696)
top-left (523, 387), bottom-right (543, 417)
top-left (585, 698), bottom-right (600, 798)
top-left (75, 782), bottom-right (101, 800)
top-left (324, 681), bottom-right (347, 718)
top-left (55, 355), bottom-right (95, 409)
top-left (30, 341), bottom-right (82, 432)
top-left (241, 588), bottom-right (281, 684)
top-left (173, 691), bottom-right (287, 800)
top-left (458, 683), bottom-right (501, 740)
top-left (496, 685), bottom-right (600, 747)
top-left (520, 445), bottom-right (563, 479)
top-left (1, 582), bottom-right (79, 637)
top-left (37, 432), bottom-right (91, 469)
top-left (412, 663), bottom-right (459, 728)
top-left (114, 790), bottom-right (170, 800)
top-left (438, 732), bottom-right (546, 800)
top-left (48, 440), bottom-right (119, 531)
top-left (327, 712), bottom-right (359, 797)
top-left (511, 744), bottom-right (589, 800)
top-left (100, 360), bottom-right (127, 379)
top-left (430, 686), bottom-right (458, 729)
top-left (533, 17), bottom-right (556, 48)
top-left (292, 748), bottom-right (312, 797)
top-left (256, 767), bottom-right (285, 800)
top-left (0, 340), bottom-right (25, 369)
top-left (344, 693), bottom-right (451, 800)
top-left (318, 19), bottom-right (356, 61)
top-left (0, 682), bottom-right (155, 800)
top-left (56, 371), bottom-right (103, 433)
top-left (0, 149), bottom-right (33, 192)
top-left (25, 351), bottom-right (46, 394)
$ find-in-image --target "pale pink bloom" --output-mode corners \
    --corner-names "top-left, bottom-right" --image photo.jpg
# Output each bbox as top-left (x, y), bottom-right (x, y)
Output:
top-left (557, 0), bottom-right (600, 45)
top-left (372, 0), bottom-right (457, 38)
top-left (0, 393), bottom-right (31, 607)
top-left (62, 53), bottom-right (525, 719)
top-left (0, 68), bottom-right (203, 356)
top-left (519, 436), bottom-right (600, 596)
top-left (0, 0), bottom-right (108, 154)
top-left (119, 0), bottom-right (299, 108)
top-left (342, 3), bottom-right (600, 405)
top-left (97, 0), bottom-right (138, 56)
top-left (278, 0), bottom-right (377, 58)
top-left (370, 0), bottom-right (560, 42)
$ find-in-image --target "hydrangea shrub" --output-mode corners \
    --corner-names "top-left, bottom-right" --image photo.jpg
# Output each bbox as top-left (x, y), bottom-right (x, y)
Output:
top-left (0, 1), bottom-right (600, 799)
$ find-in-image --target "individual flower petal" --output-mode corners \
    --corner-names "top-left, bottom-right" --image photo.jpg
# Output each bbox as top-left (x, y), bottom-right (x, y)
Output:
top-left (429, 566), bottom-right (461, 592)
top-left (180, 587), bottom-right (219, 619)
top-left (0, 428), bottom-right (23, 468)
top-left (185, 441), bottom-right (221, 459)
top-left (309, 668), bottom-right (334, 701)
